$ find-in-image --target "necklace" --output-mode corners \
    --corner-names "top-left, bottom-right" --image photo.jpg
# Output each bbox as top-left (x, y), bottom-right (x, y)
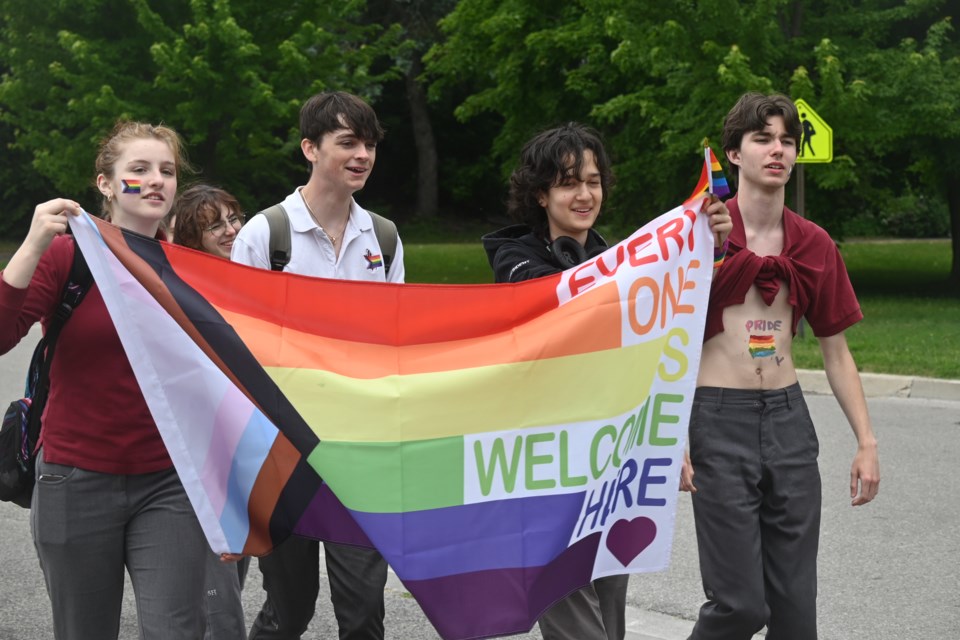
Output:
top-left (301, 191), bottom-right (349, 244)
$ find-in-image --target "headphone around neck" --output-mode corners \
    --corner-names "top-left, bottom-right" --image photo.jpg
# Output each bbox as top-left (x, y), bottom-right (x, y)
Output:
top-left (547, 235), bottom-right (590, 269)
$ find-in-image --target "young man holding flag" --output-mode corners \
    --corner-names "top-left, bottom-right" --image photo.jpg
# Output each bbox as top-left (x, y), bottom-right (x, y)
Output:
top-left (232, 90), bottom-right (404, 640)
top-left (683, 93), bottom-right (880, 640)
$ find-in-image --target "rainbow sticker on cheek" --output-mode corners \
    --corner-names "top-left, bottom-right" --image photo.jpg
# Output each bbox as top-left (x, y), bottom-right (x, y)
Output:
top-left (748, 335), bottom-right (776, 358)
top-left (121, 179), bottom-right (142, 194)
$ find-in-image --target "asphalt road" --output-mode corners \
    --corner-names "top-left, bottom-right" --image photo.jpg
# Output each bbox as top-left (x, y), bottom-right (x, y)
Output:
top-left (0, 326), bottom-right (957, 639)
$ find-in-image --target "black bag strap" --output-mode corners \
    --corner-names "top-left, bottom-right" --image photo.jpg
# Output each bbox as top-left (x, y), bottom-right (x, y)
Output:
top-left (368, 211), bottom-right (398, 278)
top-left (262, 204), bottom-right (291, 272)
top-left (262, 203), bottom-right (399, 277)
top-left (25, 242), bottom-right (94, 445)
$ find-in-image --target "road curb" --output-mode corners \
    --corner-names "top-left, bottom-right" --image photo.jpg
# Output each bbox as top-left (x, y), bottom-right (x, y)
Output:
top-left (797, 369), bottom-right (960, 401)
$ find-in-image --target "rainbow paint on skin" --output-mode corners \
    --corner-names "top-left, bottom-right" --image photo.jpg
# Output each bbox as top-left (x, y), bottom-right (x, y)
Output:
top-left (748, 335), bottom-right (776, 358)
top-left (121, 179), bottom-right (142, 194)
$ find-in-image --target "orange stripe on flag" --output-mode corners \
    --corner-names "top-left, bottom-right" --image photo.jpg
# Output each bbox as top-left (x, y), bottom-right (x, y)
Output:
top-left (216, 282), bottom-right (623, 378)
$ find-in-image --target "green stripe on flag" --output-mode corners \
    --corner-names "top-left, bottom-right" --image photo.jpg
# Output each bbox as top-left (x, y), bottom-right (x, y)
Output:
top-left (307, 436), bottom-right (465, 513)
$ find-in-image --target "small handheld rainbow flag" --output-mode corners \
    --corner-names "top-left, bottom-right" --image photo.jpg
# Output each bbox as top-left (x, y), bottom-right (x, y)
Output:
top-left (705, 145), bottom-right (730, 197)
top-left (121, 179), bottom-right (142, 194)
top-left (688, 142), bottom-right (730, 201)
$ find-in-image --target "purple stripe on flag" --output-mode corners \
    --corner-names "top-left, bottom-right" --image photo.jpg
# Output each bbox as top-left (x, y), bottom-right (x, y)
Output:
top-left (293, 483), bottom-right (375, 547)
top-left (404, 532), bottom-right (601, 640)
top-left (353, 492), bottom-right (587, 580)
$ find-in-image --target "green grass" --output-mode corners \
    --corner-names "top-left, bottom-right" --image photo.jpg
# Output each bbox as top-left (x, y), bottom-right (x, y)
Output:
top-left (792, 240), bottom-right (959, 379)
top-left (404, 243), bottom-right (492, 284)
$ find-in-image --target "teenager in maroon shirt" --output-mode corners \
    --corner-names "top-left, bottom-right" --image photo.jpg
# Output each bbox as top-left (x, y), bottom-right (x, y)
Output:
top-left (682, 93), bottom-right (880, 640)
top-left (0, 121), bottom-right (209, 639)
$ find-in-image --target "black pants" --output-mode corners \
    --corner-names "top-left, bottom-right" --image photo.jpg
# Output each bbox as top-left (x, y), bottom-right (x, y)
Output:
top-left (248, 537), bottom-right (388, 640)
top-left (688, 384), bottom-right (821, 640)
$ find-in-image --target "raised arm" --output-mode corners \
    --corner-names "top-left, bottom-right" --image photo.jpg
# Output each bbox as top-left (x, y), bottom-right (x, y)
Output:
top-left (3, 199), bottom-right (82, 288)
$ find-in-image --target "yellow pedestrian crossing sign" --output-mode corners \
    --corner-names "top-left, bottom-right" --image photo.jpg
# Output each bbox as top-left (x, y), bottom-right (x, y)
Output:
top-left (794, 99), bottom-right (832, 163)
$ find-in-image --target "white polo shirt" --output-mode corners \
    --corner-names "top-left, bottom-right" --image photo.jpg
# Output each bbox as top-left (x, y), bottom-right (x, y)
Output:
top-left (231, 188), bottom-right (405, 283)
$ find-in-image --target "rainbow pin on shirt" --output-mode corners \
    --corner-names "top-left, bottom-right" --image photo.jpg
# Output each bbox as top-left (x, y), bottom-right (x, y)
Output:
top-left (121, 179), bottom-right (142, 194)
top-left (748, 335), bottom-right (776, 359)
top-left (364, 249), bottom-right (383, 271)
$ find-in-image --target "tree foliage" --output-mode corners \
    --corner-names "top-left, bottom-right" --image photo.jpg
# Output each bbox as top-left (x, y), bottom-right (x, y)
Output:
top-left (0, 0), bottom-right (400, 229)
top-left (426, 0), bottom-right (960, 285)
top-left (1, 0), bottom-right (959, 285)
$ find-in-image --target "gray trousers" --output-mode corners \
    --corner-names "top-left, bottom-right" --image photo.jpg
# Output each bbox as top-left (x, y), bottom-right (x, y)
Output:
top-left (688, 384), bottom-right (821, 640)
top-left (204, 551), bottom-right (250, 640)
top-left (538, 574), bottom-right (630, 640)
top-left (248, 536), bottom-right (388, 639)
top-left (31, 450), bottom-right (209, 640)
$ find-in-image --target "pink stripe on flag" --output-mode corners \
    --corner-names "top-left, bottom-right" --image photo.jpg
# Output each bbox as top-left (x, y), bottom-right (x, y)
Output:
top-left (201, 384), bottom-right (257, 518)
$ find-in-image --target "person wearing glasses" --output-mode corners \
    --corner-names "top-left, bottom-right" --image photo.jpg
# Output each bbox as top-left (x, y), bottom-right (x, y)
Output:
top-left (168, 184), bottom-right (245, 259)
top-left (167, 183), bottom-right (250, 640)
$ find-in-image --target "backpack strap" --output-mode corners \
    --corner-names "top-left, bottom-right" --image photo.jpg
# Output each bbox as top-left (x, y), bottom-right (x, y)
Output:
top-left (262, 204), bottom-right (291, 272)
top-left (369, 211), bottom-right (398, 278)
top-left (26, 241), bottom-right (94, 444)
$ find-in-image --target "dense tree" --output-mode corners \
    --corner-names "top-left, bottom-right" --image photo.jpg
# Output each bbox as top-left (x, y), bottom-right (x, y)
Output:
top-left (425, 0), bottom-right (960, 285)
top-left (364, 0), bottom-right (459, 219)
top-left (0, 0), bottom-right (400, 228)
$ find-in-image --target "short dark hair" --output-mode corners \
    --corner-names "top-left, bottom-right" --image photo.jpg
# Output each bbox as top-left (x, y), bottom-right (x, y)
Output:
top-left (169, 184), bottom-right (243, 251)
top-left (299, 91), bottom-right (385, 146)
top-left (721, 93), bottom-right (802, 177)
top-left (507, 123), bottom-right (614, 238)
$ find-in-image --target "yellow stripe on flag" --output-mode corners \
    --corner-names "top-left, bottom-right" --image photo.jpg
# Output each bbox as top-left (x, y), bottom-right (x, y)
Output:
top-left (266, 337), bottom-right (667, 443)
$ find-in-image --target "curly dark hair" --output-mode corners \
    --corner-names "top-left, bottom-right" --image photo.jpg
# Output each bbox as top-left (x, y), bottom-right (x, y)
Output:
top-left (507, 123), bottom-right (614, 239)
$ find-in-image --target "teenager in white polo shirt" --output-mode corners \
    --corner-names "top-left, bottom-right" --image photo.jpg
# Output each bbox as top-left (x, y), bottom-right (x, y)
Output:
top-left (233, 90), bottom-right (404, 639)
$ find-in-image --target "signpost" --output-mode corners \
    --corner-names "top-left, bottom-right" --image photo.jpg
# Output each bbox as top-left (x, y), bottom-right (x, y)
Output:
top-left (792, 99), bottom-right (833, 338)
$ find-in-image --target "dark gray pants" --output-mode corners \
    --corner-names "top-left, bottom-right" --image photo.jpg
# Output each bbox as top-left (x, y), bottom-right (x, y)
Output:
top-left (204, 550), bottom-right (249, 640)
top-left (688, 384), bottom-right (821, 640)
top-left (31, 451), bottom-right (209, 640)
top-left (538, 574), bottom-right (630, 640)
top-left (248, 536), bottom-right (387, 640)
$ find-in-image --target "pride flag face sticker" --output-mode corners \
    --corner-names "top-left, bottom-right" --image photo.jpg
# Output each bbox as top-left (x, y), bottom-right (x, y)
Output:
top-left (748, 335), bottom-right (776, 358)
top-left (121, 179), bottom-right (142, 194)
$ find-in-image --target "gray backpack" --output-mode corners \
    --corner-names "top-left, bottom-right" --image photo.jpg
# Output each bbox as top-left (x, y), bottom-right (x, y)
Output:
top-left (261, 204), bottom-right (398, 276)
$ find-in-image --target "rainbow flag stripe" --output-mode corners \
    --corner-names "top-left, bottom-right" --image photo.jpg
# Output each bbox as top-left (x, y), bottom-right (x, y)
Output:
top-left (70, 183), bottom-right (715, 639)
top-left (749, 335), bottom-right (776, 358)
top-left (121, 179), bottom-right (142, 194)
top-left (689, 146), bottom-right (731, 201)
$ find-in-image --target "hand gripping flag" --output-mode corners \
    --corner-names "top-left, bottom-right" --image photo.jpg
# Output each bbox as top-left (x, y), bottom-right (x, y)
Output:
top-left (71, 176), bottom-right (717, 639)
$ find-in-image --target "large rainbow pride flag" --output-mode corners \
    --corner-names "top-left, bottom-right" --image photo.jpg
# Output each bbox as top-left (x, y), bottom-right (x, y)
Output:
top-left (71, 186), bottom-right (715, 639)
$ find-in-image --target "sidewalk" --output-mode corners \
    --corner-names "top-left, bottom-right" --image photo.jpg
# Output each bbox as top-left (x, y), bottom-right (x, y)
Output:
top-left (797, 368), bottom-right (960, 401)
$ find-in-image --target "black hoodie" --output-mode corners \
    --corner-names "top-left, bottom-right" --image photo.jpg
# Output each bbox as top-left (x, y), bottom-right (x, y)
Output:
top-left (481, 224), bottom-right (609, 283)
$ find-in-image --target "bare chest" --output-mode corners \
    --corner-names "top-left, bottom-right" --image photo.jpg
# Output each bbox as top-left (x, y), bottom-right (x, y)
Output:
top-left (698, 282), bottom-right (798, 389)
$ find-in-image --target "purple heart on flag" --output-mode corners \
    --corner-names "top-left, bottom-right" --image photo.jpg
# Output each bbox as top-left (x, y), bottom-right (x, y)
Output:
top-left (606, 516), bottom-right (657, 567)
